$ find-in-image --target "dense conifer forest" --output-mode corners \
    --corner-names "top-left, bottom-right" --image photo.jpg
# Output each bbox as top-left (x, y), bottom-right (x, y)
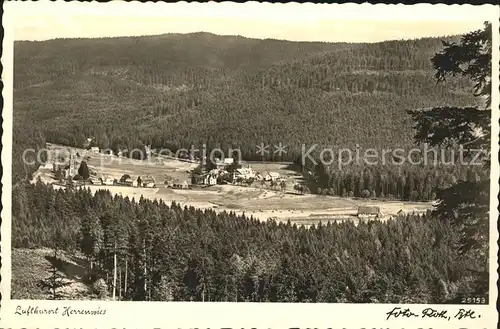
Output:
top-left (14, 32), bottom-right (477, 162)
top-left (11, 27), bottom-right (491, 302)
top-left (13, 33), bottom-right (483, 200)
top-left (12, 181), bottom-right (484, 303)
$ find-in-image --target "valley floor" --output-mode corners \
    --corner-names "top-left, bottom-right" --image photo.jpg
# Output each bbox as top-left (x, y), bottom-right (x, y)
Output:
top-left (35, 143), bottom-right (434, 227)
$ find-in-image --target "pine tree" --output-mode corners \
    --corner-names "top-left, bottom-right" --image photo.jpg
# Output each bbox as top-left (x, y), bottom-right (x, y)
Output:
top-left (78, 161), bottom-right (90, 180)
top-left (407, 22), bottom-right (491, 296)
top-left (80, 212), bottom-right (103, 269)
top-left (37, 238), bottom-right (72, 300)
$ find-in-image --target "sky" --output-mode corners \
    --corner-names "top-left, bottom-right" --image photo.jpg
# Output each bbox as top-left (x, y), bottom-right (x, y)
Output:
top-left (5, 1), bottom-right (495, 43)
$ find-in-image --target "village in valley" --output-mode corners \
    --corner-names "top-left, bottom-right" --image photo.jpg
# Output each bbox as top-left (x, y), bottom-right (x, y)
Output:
top-left (34, 137), bottom-right (434, 227)
top-left (44, 137), bottom-right (292, 190)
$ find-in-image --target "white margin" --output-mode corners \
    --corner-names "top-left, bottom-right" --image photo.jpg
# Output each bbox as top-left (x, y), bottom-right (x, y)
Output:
top-left (1, 2), bottom-right (499, 329)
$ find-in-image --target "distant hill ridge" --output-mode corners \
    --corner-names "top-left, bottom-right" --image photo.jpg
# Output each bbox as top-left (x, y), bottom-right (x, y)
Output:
top-left (13, 31), bottom-right (475, 171)
top-left (16, 30), bottom-right (460, 44)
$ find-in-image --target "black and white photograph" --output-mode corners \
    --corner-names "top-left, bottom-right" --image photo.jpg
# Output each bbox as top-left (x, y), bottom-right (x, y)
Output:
top-left (1, 1), bottom-right (498, 327)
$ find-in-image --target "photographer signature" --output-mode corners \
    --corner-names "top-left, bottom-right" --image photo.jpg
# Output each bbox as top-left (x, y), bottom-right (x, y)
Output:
top-left (386, 307), bottom-right (480, 321)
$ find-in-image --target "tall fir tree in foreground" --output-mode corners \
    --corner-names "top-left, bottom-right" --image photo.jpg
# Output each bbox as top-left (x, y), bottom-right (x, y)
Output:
top-left (408, 22), bottom-right (492, 297)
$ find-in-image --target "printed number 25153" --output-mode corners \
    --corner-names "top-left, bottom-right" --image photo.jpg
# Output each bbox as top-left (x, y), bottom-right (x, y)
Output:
top-left (461, 297), bottom-right (486, 304)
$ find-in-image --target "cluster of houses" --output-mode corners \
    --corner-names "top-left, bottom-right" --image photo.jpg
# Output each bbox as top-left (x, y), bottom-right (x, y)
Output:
top-left (46, 144), bottom-right (285, 191)
top-left (191, 158), bottom-right (283, 187)
top-left (87, 173), bottom-right (191, 190)
top-left (88, 174), bottom-right (157, 188)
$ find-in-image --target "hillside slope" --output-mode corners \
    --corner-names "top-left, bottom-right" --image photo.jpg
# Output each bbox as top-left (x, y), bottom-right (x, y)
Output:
top-left (14, 32), bottom-right (477, 162)
top-left (11, 248), bottom-right (98, 300)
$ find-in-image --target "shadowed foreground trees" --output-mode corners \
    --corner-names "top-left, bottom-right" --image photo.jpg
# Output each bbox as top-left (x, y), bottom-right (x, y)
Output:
top-left (408, 22), bottom-right (491, 296)
top-left (13, 181), bottom-right (486, 303)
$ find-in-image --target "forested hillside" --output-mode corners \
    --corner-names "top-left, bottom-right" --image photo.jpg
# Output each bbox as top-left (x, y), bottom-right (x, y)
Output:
top-left (11, 27), bottom-right (491, 303)
top-left (14, 33), bottom-right (477, 164)
top-left (12, 119), bottom-right (47, 182)
top-left (12, 181), bottom-right (485, 303)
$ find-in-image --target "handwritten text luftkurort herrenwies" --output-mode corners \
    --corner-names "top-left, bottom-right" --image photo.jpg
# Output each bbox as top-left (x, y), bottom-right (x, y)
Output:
top-left (15, 305), bottom-right (106, 317)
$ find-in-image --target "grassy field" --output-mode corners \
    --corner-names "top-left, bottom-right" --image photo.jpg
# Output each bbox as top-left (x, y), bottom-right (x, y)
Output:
top-left (37, 143), bottom-right (434, 226)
